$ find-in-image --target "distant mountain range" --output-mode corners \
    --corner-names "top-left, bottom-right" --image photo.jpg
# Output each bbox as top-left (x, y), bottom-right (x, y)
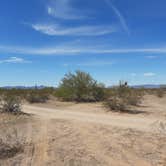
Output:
top-left (0, 85), bottom-right (49, 89)
top-left (109, 84), bottom-right (166, 89)
top-left (131, 84), bottom-right (166, 89)
top-left (1, 84), bottom-right (166, 89)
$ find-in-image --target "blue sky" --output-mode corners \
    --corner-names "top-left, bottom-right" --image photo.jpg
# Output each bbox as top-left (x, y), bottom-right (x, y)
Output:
top-left (0, 0), bottom-right (166, 86)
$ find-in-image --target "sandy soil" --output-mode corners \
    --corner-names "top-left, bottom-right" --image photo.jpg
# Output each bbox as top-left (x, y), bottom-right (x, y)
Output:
top-left (0, 95), bottom-right (166, 166)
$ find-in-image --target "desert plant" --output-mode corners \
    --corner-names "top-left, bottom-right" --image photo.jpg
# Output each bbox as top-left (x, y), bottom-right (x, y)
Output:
top-left (26, 91), bottom-right (49, 103)
top-left (105, 81), bottom-right (142, 112)
top-left (0, 95), bottom-right (22, 113)
top-left (127, 89), bottom-right (142, 106)
top-left (0, 125), bottom-right (25, 160)
top-left (56, 70), bottom-right (105, 102)
top-left (105, 96), bottom-right (127, 112)
top-left (0, 141), bottom-right (23, 159)
top-left (0, 87), bottom-right (56, 102)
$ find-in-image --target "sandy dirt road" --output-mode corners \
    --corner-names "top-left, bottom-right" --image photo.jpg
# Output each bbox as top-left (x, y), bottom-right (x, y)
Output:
top-left (19, 104), bottom-right (166, 166)
top-left (23, 105), bottom-right (165, 133)
top-left (1, 98), bottom-right (166, 166)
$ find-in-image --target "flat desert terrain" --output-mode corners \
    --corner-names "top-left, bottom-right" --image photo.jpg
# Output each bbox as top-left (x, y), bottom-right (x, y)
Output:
top-left (0, 95), bottom-right (166, 166)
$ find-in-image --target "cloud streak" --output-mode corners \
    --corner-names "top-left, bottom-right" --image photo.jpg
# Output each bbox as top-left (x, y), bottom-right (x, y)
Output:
top-left (104, 0), bottom-right (129, 34)
top-left (0, 45), bottom-right (166, 55)
top-left (31, 24), bottom-right (116, 36)
top-left (145, 55), bottom-right (158, 59)
top-left (47, 0), bottom-right (86, 20)
top-left (64, 60), bottom-right (114, 67)
top-left (0, 57), bottom-right (31, 64)
top-left (143, 73), bottom-right (156, 77)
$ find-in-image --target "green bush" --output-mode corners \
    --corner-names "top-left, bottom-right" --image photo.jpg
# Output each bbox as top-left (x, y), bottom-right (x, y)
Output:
top-left (56, 70), bottom-right (105, 102)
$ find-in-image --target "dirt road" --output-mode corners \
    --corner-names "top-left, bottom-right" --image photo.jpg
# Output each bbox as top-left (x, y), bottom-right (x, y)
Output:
top-left (19, 104), bottom-right (166, 166)
top-left (23, 105), bottom-right (164, 133)
top-left (1, 98), bottom-right (166, 166)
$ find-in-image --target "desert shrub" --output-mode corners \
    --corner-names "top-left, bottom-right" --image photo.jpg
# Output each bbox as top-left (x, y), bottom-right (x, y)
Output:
top-left (0, 87), bottom-right (56, 102)
top-left (26, 91), bottom-right (49, 103)
top-left (105, 81), bottom-right (142, 112)
top-left (0, 89), bottom-right (27, 100)
top-left (0, 127), bottom-right (24, 159)
top-left (0, 95), bottom-right (22, 113)
top-left (127, 89), bottom-right (143, 106)
top-left (105, 96), bottom-right (127, 112)
top-left (156, 88), bottom-right (165, 98)
top-left (56, 70), bottom-right (105, 102)
top-left (0, 139), bottom-right (23, 159)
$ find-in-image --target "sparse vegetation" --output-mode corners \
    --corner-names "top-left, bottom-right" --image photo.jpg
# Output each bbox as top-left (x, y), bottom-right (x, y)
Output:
top-left (0, 87), bottom-right (55, 104)
top-left (0, 113), bottom-right (29, 160)
top-left (156, 88), bottom-right (165, 98)
top-left (0, 95), bottom-right (22, 113)
top-left (0, 72), bottom-right (166, 164)
top-left (56, 70), bottom-right (105, 102)
top-left (0, 136), bottom-right (23, 159)
top-left (105, 81), bottom-right (143, 112)
top-left (26, 90), bottom-right (49, 103)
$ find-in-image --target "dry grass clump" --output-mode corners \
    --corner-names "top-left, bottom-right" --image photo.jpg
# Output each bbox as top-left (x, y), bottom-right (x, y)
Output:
top-left (0, 93), bottom-right (31, 160)
top-left (0, 118), bottom-right (25, 159)
top-left (0, 95), bottom-right (22, 113)
top-left (0, 140), bottom-right (23, 159)
top-left (0, 111), bottom-right (31, 160)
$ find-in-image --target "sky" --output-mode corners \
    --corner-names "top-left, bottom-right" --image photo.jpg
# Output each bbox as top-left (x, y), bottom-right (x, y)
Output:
top-left (0, 0), bottom-right (166, 86)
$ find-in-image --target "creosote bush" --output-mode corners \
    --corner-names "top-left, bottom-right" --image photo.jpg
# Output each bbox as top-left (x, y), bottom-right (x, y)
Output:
top-left (56, 70), bottom-right (105, 102)
top-left (105, 81), bottom-right (142, 112)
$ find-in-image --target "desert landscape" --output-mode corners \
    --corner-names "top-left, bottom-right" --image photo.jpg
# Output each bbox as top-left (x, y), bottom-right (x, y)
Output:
top-left (0, 92), bottom-right (166, 166)
top-left (1, 0), bottom-right (166, 165)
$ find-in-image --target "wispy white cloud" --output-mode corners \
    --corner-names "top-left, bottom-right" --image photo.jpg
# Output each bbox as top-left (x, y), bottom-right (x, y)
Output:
top-left (31, 24), bottom-right (116, 36)
top-left (28, 0), bottom-right (129, 37)
top-left (0, 57), bottom-right (31, 64)
top-left (64, 60), bottom-right (114, 67)
top-left (143, 72), bottom-right (156, 77)
top-left (47, 0), bottom-right (86, 20)
top-left (145, 55), bottom-right (158, 59)
top-left (0, 45), bottom-right (166, 55)
top-left (104, 0), bottom-right (129, 34)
